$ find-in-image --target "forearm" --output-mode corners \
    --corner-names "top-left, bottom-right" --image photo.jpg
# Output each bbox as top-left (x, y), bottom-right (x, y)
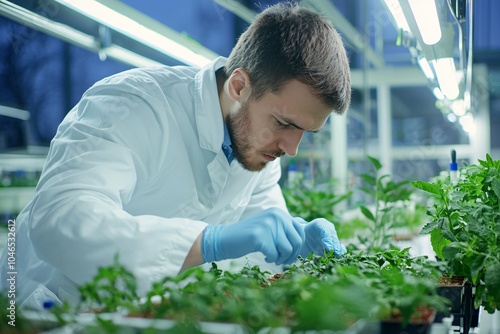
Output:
top-left (180, 231), bottom-right (204, 272)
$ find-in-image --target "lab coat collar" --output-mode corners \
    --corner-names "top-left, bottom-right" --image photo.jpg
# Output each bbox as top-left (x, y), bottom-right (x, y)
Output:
top-left (194, 57), bottom-right (227, 153)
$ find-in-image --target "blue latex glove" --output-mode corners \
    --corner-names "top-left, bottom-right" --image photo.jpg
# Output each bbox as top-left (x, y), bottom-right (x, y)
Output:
top-left (202, 208), bottom-right (305, 265)
top-left (296, 217), bottom-right (346, 258)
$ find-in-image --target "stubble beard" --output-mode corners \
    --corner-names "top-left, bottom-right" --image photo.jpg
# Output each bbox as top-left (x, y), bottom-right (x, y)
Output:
top-left (226, 101), bottom-right (267, 172)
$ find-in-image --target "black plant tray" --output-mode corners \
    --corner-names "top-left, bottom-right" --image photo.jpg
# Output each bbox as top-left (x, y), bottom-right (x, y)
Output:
top-left (435, 280), bottom-right (477, 334)
top-left (437, 276), bottom-right (466, 313)
top-left (380, 321), bottom-right (433, 334)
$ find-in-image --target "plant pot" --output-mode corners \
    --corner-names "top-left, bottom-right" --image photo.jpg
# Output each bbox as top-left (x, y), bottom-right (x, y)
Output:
top-left (380, 321), bottom-right (433, 334)
top-left (435, 279), bottom-right (475, 334)
top-left (381, 307), bottom-right (436, 334)
top-left (437, 276), bottom-right (466, 314)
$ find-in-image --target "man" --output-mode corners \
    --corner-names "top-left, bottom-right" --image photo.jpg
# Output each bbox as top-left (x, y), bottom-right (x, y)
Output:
top-left (0, 2), bottom-right (351, 309)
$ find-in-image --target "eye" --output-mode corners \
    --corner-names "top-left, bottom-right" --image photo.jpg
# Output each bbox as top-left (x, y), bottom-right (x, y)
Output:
top-left (275, 118), bottom-right (289, 128)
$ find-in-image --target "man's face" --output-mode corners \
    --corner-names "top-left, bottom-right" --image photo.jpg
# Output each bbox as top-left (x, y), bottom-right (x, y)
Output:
top-left (227, 80), bottom-right (332, 172)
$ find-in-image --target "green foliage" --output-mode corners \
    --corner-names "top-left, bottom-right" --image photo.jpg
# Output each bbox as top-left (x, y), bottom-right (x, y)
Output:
top-left (292, 273), bottom-right (376, 331)
top-left (291, 248), bottom-right (449, 327)
top-left (413, 154), bottom-right (500, 313)
top-left (392, 202), bottom-right (427, 232)
top-left (283, 156), bottom-right (426, 245)
top-left (282, 176), bottom-right (351, 224)
top-left (335, 216), bottom-right (371, 239)
top-left (357, 156), bottom-right (413, 251)
top-left (78, 254), bottom-right (139, 313)
top-left (55, 249), bottom-right (449, 332)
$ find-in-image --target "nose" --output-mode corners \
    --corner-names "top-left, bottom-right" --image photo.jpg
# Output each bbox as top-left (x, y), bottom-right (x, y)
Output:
top-left (278, 129), bottom-right (304, 157)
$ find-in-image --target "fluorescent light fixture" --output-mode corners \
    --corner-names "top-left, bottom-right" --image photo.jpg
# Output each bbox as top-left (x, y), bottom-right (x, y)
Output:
top-left (383, 0), bottom-right (410, 32)
top-left (0, 106), bottom-right (30, 120)
top-left (0, 0), bottom-right (163, 68)
top-left (432, 87), bottom-right (445, 100)
top-left (417, 57), bottom-right (434, 80)
top-left (54, 0), bottom-right (217, 67)
top-left (459, 113), bottom-right (476, 134)
top-left (451, 99), bottom-right (466, 117)
top-left (432, 57), bottom-right (460, 100)
top-left (447, 113), bottom-right (457, 123)
top-left (408, 0), bottom-right (442, 45)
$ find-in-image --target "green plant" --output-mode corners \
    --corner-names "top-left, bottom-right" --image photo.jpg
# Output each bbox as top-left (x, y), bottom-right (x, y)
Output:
top-left (44, 248), bottom-right (450, 333)
top-left (392, 202), bottom-right (428, 235)
top-left (78, 254), bottom-right (139, 312)
top-left (282, 176), bottom-right (351, 225)
top-left (335, 216), bottom-right (371, 240)
top-left (290, 248), bottom-right (449, 327)
top-left (357, 156), bottom-right (413, 251)
top-left (413, 154), bottom-right (500, 313)
top-left (292, 247), bottom-right (445, 282)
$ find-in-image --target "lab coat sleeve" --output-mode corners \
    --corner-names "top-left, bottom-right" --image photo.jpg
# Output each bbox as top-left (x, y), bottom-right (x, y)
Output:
top-left (239, 159), bottom-right (288, 220)
top-left (28, 77), bottom-right (207, 295)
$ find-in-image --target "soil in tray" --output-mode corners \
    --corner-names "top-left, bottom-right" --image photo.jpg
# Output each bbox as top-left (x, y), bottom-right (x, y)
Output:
top-left (381, 307), bottom-right (436, 334)
top-left (437, 276), bottom-right (465, 314)
top-left (438, 276), bottom-right (465, 286)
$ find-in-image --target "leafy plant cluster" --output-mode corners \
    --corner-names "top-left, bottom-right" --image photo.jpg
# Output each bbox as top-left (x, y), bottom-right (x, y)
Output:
top-left (357, 156), bottom-right (414, 251)
top-left (282, 176), bottom-right (351, 226)
top-left (294, 247), bottom-right (449, 324)
top-left (38, 154), bottom-right (500, 332)
top-left (413, 154), bottom-right (500, 313)
top-left (282, 157), bottom-right (425, 244)
top-left (57, 248), bottom-right (450, 333)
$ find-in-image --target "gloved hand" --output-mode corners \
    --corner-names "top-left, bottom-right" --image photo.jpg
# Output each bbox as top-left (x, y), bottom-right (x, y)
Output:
top-left (296, 217), bottom-right (346, 258)
top-left (202, 208), bottom-right (305, 265)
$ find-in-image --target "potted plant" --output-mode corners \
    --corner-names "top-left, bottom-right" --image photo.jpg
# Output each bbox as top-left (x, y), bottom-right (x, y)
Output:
top-left (413, 154), bottom-right (500, 315)
top-left (356, 156), bottom-right (416, 251)
top-left (41, 247), bottom-right (451, 334)
top-left (437, 275), bottom-right (466, 314)
top-left (290, 248), bottom-right (450, 333)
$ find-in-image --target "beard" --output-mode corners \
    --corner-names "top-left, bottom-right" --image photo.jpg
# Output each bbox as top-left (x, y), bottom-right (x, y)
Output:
top-left (226, 100), bottom-right (283, 172)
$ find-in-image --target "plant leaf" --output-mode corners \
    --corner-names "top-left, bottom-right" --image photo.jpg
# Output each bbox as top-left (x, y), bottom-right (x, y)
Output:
top-left (359, 205), bottom-right (376, 223)
top-left (491, 177), bottom-right (500, 200)
top-left (412, 181), bottom-right (442, 196)
top-left (441, 228), bottom-right (458, 242)
top-left (367, 156), bottom-right (382, 171)
top-left (475, 284), bottom-right (486, 309)
top-left (430, 229), bottom-right (450, 260)
top-left (441, 242), bottom-right (464, 261)
top-left (470, 255), bottom-right (486, 285)
top-left (485, 263), bottom-right (500, 303)
top-left (360, 174), bottom-right (376, 186)
top-left (420, 221), bottom-right (437, 235)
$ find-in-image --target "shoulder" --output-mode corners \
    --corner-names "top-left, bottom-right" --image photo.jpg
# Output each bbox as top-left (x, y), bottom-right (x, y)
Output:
top-left (84, 65), bottom-right (200, 101)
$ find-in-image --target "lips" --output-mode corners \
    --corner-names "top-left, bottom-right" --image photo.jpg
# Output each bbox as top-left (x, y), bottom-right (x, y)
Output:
top-left (262, 154), bottom-right (277, 162)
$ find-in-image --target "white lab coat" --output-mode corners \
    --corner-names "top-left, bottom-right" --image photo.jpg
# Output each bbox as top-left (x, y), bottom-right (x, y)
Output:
top-left (0, 57), bottom-right (287, 309)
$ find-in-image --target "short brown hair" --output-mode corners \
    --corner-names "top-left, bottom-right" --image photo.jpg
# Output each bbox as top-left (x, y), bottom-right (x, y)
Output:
top-left (225, 2), bottom-right (351, 115)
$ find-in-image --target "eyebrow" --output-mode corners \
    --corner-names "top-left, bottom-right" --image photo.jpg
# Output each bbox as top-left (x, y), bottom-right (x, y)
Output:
top-left (280, 116), bottom-right (321, 133)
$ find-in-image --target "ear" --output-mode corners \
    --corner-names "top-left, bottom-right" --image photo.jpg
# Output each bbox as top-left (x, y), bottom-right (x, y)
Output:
top-left (227, 68), bottom-right (251, 102)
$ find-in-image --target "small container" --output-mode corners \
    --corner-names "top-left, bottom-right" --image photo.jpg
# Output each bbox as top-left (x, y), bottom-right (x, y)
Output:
top-left (449, 149), bottom-right (459, 185)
